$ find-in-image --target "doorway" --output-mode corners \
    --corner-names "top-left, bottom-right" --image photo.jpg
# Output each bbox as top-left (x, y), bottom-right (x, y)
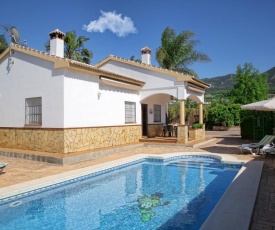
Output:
top-left (141, 104), bottom-right (148, 136)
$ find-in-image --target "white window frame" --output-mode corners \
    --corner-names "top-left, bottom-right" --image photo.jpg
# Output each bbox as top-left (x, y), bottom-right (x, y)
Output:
top-left (25, 97), bottom-right (42, 125)
top-left (125, 101), bottom-right (136, 123)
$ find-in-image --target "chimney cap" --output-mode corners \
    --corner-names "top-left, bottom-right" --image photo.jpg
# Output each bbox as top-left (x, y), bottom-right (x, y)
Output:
top-left (141, 46), bottom-right (151, 54)
top-left (49, 29), bottom-right (65, 36)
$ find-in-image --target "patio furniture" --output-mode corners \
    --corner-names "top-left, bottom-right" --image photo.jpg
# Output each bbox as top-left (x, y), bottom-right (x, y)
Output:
top-left (261, 145), bottom-right (275, 156)
top-left (173, 126), bottom-right (177, 137)
top-left (0, 163), bottom-right (8, 173)
top-left (238, 135), bottom-right (275, 154)
top-left (162, 125), bottom-right (168, 137)
top-left (167, 124), bottom-right (174, 137)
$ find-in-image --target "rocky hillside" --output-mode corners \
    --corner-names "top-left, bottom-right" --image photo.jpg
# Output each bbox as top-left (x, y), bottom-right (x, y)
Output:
top-left (202, 67), bottom-right (275, 94)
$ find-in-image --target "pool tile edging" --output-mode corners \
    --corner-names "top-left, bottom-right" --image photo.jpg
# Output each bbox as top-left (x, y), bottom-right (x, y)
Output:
top-left (0, 152), bottom-right (246, 203)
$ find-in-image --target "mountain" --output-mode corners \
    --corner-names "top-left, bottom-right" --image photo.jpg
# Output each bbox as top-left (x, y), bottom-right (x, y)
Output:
top-left (266, 67), bottom-right (275, 92)
top-left (202, 74), bottom-right (235, 93)
top-left (202, 67), bottom-right (275, 94)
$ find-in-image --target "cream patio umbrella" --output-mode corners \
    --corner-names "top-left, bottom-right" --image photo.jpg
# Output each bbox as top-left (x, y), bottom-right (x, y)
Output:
top-left (241, 98), bottom-right (275, 111)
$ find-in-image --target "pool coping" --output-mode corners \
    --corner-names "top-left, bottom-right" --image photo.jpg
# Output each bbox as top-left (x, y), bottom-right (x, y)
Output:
top-left (201, 158), bottom-right (264, 230)
top-left (0, 152), bottom-right (263, 229)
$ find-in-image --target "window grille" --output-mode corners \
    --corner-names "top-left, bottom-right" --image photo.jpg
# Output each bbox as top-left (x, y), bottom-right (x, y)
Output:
top-left (154, 104), bottom-right (161, 122)
top-left (25, 97), bottom-right (42, 125)
top-left (125, 101), bottom-right (136, 123)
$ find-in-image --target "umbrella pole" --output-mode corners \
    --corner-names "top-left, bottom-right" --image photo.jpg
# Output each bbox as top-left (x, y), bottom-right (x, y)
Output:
top-left (262, 118), bottom-right (265, 137)
top-left (253, 117), bottom-right (255, 140)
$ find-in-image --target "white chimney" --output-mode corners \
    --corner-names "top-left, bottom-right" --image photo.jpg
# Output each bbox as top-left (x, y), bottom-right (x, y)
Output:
top-left (49, 29), bottom-right (65, 58)
top-left (141, 46), bottom-right (151, 65)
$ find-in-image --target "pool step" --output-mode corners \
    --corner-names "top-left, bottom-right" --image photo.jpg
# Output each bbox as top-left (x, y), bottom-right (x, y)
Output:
top-left (168, 161), bottom-right (221, 169)
top-left (139, 137), bottom-right (177, 144)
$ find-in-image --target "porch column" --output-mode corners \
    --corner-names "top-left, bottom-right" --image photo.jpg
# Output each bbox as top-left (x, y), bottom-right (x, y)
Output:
top-left (178, 99), bottom-right (188, 144)
top-left (199, 103), bottom-right (203, 124)
top-left (180, 100), bottom-right (185, 125)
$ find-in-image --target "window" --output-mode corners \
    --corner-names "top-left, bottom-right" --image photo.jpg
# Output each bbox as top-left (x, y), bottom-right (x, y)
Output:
top-left (125, 101), bottom-right (136, 123)
top-left (154, 104), bottom-right (161, 122)
top-left (25, 97), bottom-right (42, 125)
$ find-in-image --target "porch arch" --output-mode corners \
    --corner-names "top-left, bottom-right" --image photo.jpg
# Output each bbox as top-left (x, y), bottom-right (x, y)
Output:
top-left (140, 92), bottom-right (204, 127)
top-left (185, 94), bottom-right (204, 125)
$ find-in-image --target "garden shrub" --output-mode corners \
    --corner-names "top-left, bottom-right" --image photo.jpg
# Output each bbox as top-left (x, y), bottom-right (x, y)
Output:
top-left (192, 123), bottom-right (203, 129)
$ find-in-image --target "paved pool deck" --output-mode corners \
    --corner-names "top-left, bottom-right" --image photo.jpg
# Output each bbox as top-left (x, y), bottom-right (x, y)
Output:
top-left (0, 131), bottom-right (274, 229)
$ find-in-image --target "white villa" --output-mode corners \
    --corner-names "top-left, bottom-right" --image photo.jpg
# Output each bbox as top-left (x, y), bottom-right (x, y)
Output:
top-left (0, 29), bottom-right (210, 154)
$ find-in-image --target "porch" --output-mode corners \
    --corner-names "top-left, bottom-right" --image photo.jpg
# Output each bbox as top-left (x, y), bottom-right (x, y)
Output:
top-left (141, 90), bottom-right (206, 145)
top-left (140, 124), bottom-right (206, 145)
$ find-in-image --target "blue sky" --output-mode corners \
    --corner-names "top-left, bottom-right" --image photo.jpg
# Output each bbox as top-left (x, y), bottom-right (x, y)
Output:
top-left (1, 0), bottom-right (274, 78)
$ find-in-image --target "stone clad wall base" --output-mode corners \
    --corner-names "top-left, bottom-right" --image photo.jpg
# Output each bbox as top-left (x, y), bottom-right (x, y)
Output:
top-left (188, 127), bottom-right (205, 141)
top-left (0, 128), bottom-right (64, 153)
top-left (177, 125), bottom-right (188, 144)
top-left (64, 126), bottom-right (142, 153)
top-left (0, 126), bottom-right (142, 154)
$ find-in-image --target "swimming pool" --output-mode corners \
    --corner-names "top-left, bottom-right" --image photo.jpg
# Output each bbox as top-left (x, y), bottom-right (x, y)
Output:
top-left (0, 155), bottom-right (242, 230)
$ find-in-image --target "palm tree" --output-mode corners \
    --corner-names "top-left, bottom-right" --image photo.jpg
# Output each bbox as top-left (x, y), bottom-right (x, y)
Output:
top-left (130, 55), bottom-right (141, 63)
top-left (156, 27), bottom-right (211, 77)
top-left (0, 35), bottom-right (8, 55)
top-left (45, 31), bottom-right (92, 64)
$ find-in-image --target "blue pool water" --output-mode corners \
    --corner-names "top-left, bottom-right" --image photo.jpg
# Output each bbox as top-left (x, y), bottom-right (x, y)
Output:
top-left (0, 156), bottom-right (241, 230)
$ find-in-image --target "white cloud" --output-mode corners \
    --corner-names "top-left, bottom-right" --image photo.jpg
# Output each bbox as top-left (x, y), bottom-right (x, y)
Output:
top-left (83, 11), bottom-right (138, 37)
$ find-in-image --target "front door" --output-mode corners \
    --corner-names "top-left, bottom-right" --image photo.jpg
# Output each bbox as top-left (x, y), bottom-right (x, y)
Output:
top-left (141, 104), bottom-right (148, 136)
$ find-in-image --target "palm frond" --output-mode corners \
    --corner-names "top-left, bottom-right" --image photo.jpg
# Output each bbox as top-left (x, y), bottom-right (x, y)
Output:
top-left (156, 27), bottom-right (211, 76)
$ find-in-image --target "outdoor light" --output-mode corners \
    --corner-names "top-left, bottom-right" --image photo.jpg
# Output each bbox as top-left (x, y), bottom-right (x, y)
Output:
top-left (97, 91), bottom-right (102, 99)
top-left (149, 108), bottom-right (153, 114)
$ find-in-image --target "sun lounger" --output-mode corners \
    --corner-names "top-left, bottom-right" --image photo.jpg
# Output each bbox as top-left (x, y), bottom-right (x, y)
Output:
top-left (0, 163), bottom-right (8, 173)
top-left (262, 146), bottom-right (275, 156)
top-left (238, 135), bottom-right (275, 154)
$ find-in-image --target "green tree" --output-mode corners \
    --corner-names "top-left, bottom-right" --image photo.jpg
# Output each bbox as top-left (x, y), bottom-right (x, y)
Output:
top-left (168, 102), bottom-right (180, 123)
top-left (207, 104), bottom-right (237, 127)
top-left (228, 63), bottom-right (269, 104)
top-left (168, 99), bottom-right (197, 123)
top-left (45, 31), bottom-right (92, 64)
top-left (185, 99), bottom-right (198, 121)
top-left (0, 35), bottom-right (8, 54)
top-left (130, 55), bottom-right (141, 63)
top-left (156, 27), bottom-right (211, 77)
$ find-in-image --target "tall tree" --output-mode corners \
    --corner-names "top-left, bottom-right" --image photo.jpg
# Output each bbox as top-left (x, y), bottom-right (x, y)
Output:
top-left (156, 27), bottom-right (211, 77)
top-left (46, 31), bottom-right (92, 64)
top-left (0, 35), bottom-right (8, 54)
top-left (229, 63), bottom-right (269, 104)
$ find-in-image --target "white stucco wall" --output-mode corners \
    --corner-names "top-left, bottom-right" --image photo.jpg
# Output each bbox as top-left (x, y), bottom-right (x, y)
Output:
top-left (99, 61), bottom-right (177, 89)
top-left (141, 94), bottom-right (169, 124)
top-left (99, 60), bottom-right (205, 103)
top-left (0, 51), bottom-right (142, 129)
top-left (183, 83), bottom-right (205, 103)
top-left (0, 49), bottom-right (204, 129)
top-left (63, 69), bottom-right (141, 127)
top-left (0, 51), bottom-right (64, 128)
